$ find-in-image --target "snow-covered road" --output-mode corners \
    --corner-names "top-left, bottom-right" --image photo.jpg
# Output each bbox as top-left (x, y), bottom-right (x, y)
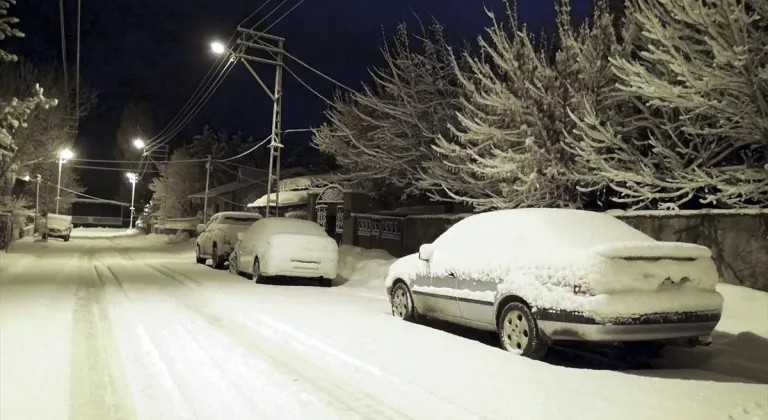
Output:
top-left (1, 232), bottom-right (766, 420)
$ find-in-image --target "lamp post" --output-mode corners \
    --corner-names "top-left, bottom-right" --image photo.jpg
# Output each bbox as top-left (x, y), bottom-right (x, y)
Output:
top-left (126, 172), bottom-right (137, 229)
top-left (35, 174), bottom-right (41, 232)
top-left (55, 149), bottom-right (73, 214)
top-left (210, 41), bottom-right (226, 55)
top-left (132, 138), bottom-right (145, 150)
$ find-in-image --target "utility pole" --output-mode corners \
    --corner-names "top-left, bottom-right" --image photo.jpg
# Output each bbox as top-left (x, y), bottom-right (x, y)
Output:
top-left (34, 174), bottom-right (41, 233)
top-left (233, 27), bottom-right (285, 218)
top-left (127, 173), bottom-right (137, 229)
top-left (203, 155), bottom-right (211, 223)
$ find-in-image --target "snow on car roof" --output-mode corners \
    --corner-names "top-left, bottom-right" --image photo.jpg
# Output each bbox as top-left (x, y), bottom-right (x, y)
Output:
top-left (252, 217), bottom-right (327, 236)
top-left (440, 208), bottom-right (652, 256)
top-left (216, 211), bottom-right (262, 218)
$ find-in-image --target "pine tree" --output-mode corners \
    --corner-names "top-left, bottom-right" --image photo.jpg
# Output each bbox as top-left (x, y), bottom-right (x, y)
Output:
top-left (148, 149), bottom-right (205, 218)
top-left (567, 0), bottom-right (768, 209)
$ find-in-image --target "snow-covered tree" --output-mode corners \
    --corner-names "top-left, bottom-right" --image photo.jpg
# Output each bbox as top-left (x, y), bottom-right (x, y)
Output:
top-left (0, 0), bottom-right (59, 198)
top-left (313, 22), bottom-right (465, 196)
top-left (428, 0), bottom-right (625, 210)
top-left (566, 0), bottom-right (768, 209)
top-left (148, 149), bottom-right (205, 218)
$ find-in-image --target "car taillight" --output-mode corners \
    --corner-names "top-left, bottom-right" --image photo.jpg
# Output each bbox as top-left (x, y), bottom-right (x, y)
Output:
top-left (572, 284), bottom-right (593, 296)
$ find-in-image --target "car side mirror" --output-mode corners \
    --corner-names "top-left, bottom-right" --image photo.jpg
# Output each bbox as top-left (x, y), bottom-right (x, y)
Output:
top-left (237, 232), bottom-right (244, 241)
top-left (418, 244), bottom-right (434, 262)
top-left (196, 224), bottom-right (205, 234)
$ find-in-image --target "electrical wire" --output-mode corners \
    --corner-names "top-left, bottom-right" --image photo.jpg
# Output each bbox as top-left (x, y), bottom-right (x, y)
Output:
top-left (70, 157), bottom-right (207, 164)
top-left (283, 50), bottom-right (355, 93)
top-left (144, 59), bottom-right (237, 153)
top-left (70, 164), bottom-right (161, 172)
top-left (58, 0), bottom-right (68, 96)
top-left (259, 0), bottom-right (308, 33)
top-left (217, 161), bottom-right (268, 172)
top-left (216, 135), bottom-right (271, 163)
top-left (41, 179), bottom-right (129, 206)
top-left (75, 0), bottom-right (81, 124)
top-left (213, 162), bottom-right (269, 184)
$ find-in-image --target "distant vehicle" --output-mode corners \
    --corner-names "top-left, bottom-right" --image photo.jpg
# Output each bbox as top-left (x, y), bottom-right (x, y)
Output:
top-left (229, 217), bottom-right (338, 287)
top-left (196, 212), bottom-right (263, 269)
top-left (386, 208), bottom-right (723, 360)
top-left (42, 213), bottom-right (73, 241)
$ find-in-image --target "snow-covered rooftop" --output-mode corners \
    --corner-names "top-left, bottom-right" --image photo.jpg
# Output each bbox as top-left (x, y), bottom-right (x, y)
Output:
top-left (247, 190), bottom-right (309, 208)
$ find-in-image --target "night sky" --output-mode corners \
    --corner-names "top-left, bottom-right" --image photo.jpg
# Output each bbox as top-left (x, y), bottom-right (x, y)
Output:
top-left (7, 0), bottom-right (589, 199)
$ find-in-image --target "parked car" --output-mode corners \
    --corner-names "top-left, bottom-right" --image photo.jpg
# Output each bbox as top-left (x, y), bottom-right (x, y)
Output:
top-left (385, 208), bottom-right (723, 360)
top-left (42, 213), bottom-right (73, 241)
top-left (229, 217), bottom-right (338, 286)
top-left (196, 212), bottom-right (263, 269)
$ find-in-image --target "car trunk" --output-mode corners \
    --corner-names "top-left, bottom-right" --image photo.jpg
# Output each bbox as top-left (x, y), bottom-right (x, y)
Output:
top-left (265, 233), bottom-right (337, 274)
top-left (585, 241), bottom-right (719, 294)
top-left (46, 214), bottom-right (72, 232)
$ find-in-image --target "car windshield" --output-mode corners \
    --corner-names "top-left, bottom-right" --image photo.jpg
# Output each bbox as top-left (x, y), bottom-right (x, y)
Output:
top-left (221, 216), bottom-right (261, 225)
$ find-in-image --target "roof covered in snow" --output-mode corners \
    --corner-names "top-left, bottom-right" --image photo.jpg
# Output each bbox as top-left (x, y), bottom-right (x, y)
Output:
top-left (247, 190), bottom-right (310, 208)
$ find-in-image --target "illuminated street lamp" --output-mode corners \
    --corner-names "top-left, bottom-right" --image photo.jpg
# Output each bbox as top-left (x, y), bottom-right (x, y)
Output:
top-left (132, 138), bottom-right (145, 149)
top-left (56, 149), bottom-right (73, 213)
top-left (210, 40), bottom-right (226, 55)
top-left (126, 172), bottom-right (138, 229)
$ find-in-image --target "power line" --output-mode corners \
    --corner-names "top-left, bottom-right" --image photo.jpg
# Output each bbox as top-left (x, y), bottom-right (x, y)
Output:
top-left (216, 135), bottom-right (271, 163)
top-left (260, 0), bottom-right (308, 33)
top-left (283, 50), bottom-right (355, 93)
top-left (71, 164), bottom-right (160, 172)
top-left (41, 179), bottom-right (128, 206)
top-left (75, 0), bottom-right (81, 125)
top-left (145, 59), bottom-right (237, 152)
top-left (58, 0), bottom-right (68, 95)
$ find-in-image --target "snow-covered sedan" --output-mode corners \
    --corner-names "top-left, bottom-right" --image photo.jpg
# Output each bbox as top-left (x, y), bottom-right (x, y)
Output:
top-left (386, 208), bottom-right (723, 359)
top-left (229, 217), bottom-right (338, 287)
top-left (196, 212), bottom-right (263, 269)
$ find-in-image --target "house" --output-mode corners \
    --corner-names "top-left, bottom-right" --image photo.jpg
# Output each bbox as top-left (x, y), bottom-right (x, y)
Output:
top-left (188, 166), bottom-right (309, 217)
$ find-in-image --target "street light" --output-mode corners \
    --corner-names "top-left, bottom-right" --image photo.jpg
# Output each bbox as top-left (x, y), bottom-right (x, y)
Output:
top-left (126, 172), bottom-right (137, 229)
top-left (132, 138), bottom-right (145, 149)
top-left (210, 41), bottom-right (226, 55)
top-left (56, 149), bottom-right (73, 214)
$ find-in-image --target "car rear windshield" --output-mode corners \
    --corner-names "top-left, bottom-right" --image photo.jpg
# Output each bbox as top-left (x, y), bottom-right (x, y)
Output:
top-left (222, 216), bottom-right (261, 225)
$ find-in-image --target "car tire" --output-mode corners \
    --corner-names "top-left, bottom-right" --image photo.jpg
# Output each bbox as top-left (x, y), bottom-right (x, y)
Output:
top-left (195, 246), bottom-right (206, 264)
top-left (212, 245), bottom-right (225, 270)
top-left (390, 283), bottom-right (416, 321)
top-left (319, 277), bottom-right (332, 288)
top-left (63, 235), bottom-right (70, 242)
top-left (252, 257), bottom-right (263, 283)
top-left (498, 301), bottom-right (549, 359)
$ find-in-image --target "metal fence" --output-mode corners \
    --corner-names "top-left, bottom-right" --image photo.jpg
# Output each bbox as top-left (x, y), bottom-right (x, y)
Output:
top-left (71, 216), bottom-right (124, 226)
top-left (351, 213), bottom-right (405, 257)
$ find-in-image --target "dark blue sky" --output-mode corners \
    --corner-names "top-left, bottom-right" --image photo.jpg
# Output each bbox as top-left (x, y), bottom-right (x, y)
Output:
top-left (8, 0), bottom-right (589, 197)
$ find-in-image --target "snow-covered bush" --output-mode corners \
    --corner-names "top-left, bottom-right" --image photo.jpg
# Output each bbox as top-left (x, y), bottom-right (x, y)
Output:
top-left (149, 149), bottom-right (205, 218)
top-left (428, 0), bottom-right (626, 210)
top-left (566, 0), bottom-right (768, 209)
top-left (312, 22), bottom-right (465, 197)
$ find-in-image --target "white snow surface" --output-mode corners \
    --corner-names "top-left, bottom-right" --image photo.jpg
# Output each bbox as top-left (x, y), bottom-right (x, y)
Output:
top-left (386, 209), bottom-right (722, 319)
top-left (0, 237), bottom-right (766, 420)
top-left (247, 190), bottom-right (309, 208)
top-left (70, 227), bottom-right (141, 238)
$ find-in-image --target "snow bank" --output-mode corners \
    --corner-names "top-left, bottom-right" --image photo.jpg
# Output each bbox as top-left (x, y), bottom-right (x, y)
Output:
top-left (70, 227), bottom-right (141, 239)
top-left (336, 245), bottom-right (395, 289)
top-left (655, 284), bottom-right (768, 384)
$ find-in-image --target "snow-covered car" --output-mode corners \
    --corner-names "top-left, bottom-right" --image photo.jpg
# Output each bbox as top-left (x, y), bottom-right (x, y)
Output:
top-left (385, 208), bottom-right (723, 359)
top-left (196, 212), bottom-right (263, 269)
top-left (42, 213), bottom-right (73, 241)
top-left (229, 217), bottom-right (338, 286)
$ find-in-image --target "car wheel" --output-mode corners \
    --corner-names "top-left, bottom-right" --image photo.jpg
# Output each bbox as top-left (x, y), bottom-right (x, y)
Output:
top-left (228, 252), bottom-right (239, 275)
top-left (498, 301), bottom-right (549, 359)
top-left (319, 277), bottom-right (332, 288)
top-left (195, 245), bottom-right (206, 264)
top-left (212, 245), bottom-right (225, 270)
top-left (390, 283), bottom-right (416, 321)
top-left (252, 257), bottom-right (263, 283)
top-left (63, 235), bottom-right (70, 242)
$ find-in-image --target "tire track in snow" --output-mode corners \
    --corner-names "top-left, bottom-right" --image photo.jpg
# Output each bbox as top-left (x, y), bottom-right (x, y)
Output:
top-left (135, 259), bottom-right (478, 420)
top-left (92, 255), bottom-right (199, 420)
top-left (68, 254), bottom-right (136, 420)
top-left (112, 254), bottom-right (412, 419)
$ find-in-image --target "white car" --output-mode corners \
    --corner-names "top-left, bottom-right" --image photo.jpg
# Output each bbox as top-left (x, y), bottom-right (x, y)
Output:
top-left (196, 212), bottom-right (263, 269)
top-left (42, 213), bottom-right (73, 241)
top-left (385, 208), bottom-right (723, 359)
top-left (229, 217), bottom-right (338, 287)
